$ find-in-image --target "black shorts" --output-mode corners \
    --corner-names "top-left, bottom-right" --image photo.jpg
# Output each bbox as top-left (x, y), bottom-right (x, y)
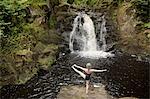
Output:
top-left (85, 74), bottom-right (90, 80)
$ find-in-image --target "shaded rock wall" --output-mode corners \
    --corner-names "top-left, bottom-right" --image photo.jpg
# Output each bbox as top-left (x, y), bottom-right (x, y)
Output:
top-left (115, 1), bottom-right (150, 56)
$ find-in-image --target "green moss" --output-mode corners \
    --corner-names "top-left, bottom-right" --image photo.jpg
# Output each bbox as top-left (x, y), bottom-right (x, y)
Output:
top-left (73, 0), bottom-right (113, 7)
top-left (39, 30), bottom-right (62, 44)
top-left (74, 0), bottom-right (88, 6)
top-left (17, 67), bottom-right (37, 84)
top-left (48, 16), bottom-right (57, 29)
top-left (42, 44), bottom-right (58, 53)
top-left (16, 49), bottom-right (33, 56)
top-left (86, 0), bottom-right (97, 7)
top-left (144, 22), bottom-right (150, 28)
top-left (37, 44), bottom-right (58, 70)
top-left (28, 0), bottom-right (47, 8)
top-left (33, 42), bottom-right (46, 53)
top-left (38, 56), bottom-right (55, 70)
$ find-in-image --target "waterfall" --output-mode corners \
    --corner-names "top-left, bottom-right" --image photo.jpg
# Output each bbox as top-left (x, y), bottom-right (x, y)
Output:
top-left (69, 15), bottom-right (81, 52)
top-left (82, 14), bottom-right (97, 51)
top-left (69, 13), bottom-right (114, 59)
top-left (99, 15), bottom-right (107, 51)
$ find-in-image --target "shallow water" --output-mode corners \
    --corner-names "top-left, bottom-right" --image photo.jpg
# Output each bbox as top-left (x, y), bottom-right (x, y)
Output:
top-left (58, 85), bottom-right (139, 99)
top-left (57, 85), bottom-right (114, 99)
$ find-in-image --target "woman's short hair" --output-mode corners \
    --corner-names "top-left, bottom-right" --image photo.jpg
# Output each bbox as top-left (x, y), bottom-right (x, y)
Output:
top-left (86, 63), bottom-right (92, 68)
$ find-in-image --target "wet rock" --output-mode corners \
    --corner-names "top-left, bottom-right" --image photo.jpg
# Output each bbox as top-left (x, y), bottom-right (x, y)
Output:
top-left (37, 69), bottom-right (49, 76)
top-left (39, 30), bottom-right (62, 44)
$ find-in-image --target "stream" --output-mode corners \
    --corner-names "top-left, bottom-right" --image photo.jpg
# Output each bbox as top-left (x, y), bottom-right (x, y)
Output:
top-left (1, 52), bottom-right (149, 99)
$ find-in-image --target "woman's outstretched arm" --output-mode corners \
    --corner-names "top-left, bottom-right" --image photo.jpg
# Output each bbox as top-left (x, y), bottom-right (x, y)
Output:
top-left (91, 69), bottom-right (107, 72)
top-left (72, 64), bottom-right (86, 71)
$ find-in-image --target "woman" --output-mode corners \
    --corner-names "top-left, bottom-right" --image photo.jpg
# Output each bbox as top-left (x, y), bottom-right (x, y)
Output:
top-left (72, 63), bottom-right (107, 94)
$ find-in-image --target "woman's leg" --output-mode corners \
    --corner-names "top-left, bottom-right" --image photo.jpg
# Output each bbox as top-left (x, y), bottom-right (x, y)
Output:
top-left (86, 80), bottom-right (90, 94)
top-left (72, 66), bottom-right (86, 79)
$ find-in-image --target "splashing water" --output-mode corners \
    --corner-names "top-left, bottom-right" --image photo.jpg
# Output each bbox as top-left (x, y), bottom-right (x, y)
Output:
top-left (99, 15), bottom-right (107, 51)
top-left (69, 13), bottom-right (114, 59)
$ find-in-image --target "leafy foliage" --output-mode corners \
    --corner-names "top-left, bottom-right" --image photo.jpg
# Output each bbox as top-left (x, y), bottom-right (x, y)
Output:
top-left (0, 0), bottom-right (48, 53)
top-left (0, 0), bottom-right (29, 36)
top-left (144, 23), bottom-right (150, 29)
top-left (73, 0), bottom-right (113, 7)
top-left (0, 0), bottom-right (60, 85)
top-left (0, 0), bottom-right (29, 51)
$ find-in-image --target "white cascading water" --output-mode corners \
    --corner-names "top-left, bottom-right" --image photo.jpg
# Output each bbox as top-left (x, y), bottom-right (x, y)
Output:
top-left (99, 15), bottom-right (107, 51)
top-left (69, 13), bottom-right (114, 59)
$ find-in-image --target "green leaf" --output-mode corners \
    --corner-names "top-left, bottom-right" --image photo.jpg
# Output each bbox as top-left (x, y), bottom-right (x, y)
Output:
top-left (144, 23), bottom-right (150, 28)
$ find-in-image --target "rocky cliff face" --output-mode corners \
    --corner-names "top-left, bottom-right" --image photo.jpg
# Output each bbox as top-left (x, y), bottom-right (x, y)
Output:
top-left (115, 1), bottom-right (150, 56)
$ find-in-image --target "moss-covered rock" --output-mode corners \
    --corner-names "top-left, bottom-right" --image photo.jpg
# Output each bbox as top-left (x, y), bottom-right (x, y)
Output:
top-left (42, 44), bottom-right (58, 54)
top-left (0, 0), bottom-right (61, 87)
top-left (38, 56), bottom-right (54, 70)
top-left (39, 30), bottom-right (62, 44)
top-left (37, 44), bottom-right (58, 70)
top-left (16, 49), bottom-right (33, 56)
top-left (115, 1), bottom-right (150, 55)
top-left (33, 42), bottom-right (46, 54)
top-left (0, 63), bottom-right (17, 86)
top-left (73, 0), bottom-right (113, 8)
